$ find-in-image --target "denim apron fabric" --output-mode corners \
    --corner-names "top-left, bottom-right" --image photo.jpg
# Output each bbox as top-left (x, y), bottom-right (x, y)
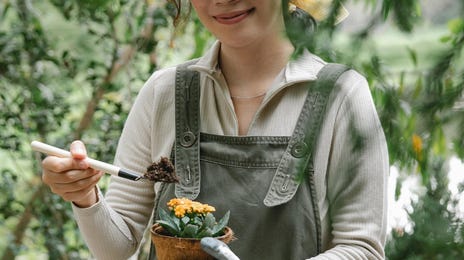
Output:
top-left (150, 62), bottom-right (349, 260)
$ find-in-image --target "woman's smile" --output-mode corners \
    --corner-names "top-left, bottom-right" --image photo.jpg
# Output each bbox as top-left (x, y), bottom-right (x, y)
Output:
top-left (213, 8), bottom-right (255, 25)
top-left (191, 0), bottom-right (285, 48)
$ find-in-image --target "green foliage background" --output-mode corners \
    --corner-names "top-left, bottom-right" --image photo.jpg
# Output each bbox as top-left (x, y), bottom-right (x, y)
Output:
top-left (0, 0), bottom-right (463, 259)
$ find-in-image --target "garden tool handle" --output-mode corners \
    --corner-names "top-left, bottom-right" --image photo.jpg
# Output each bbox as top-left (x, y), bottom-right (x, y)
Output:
top-left (200, 237), bottom-right (240, 260)
top-left (31, 140), bottom-right (143, 181)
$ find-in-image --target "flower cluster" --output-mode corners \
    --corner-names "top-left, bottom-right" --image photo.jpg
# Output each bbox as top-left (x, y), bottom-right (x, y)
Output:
top-left (167, 198), bottom-right (216, 218)
top-left (157, 198), bottom-right (230, 239)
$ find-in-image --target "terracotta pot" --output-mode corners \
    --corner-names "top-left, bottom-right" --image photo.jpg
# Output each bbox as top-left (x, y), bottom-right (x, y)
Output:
top-left (150, 223), bottom-right (234, 260)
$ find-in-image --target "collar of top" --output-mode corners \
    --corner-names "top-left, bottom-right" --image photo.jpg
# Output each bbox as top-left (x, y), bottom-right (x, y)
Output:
top-left (189, 41), bottom-right (325, 85)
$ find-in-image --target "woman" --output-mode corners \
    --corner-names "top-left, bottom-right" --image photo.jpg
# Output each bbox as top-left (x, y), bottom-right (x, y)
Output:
top-left (41, 0), bottom-right (388, 259)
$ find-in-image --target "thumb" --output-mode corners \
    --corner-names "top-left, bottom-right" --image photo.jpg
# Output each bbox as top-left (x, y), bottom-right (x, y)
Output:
top-left (70, 140), bottom-right (88, 160)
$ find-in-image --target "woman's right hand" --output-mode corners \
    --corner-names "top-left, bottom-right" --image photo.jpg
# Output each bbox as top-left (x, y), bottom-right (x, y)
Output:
top-left (41, 140), bottom-right (104, 208)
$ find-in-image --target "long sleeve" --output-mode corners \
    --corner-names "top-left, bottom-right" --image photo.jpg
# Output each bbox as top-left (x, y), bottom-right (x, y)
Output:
top-left (71, 68), bottom-right (177, 260)
top-left (311, 72), bottom-right (389, 259)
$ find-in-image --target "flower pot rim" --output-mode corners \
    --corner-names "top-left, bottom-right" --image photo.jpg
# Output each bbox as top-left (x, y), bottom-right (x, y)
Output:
top-left (150, 223), bottom-right (233, 241)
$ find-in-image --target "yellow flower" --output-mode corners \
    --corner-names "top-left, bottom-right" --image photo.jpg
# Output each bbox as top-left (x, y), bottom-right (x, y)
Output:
top-left (174, 206), bottom-right (187, 218)
top-left (290, 0), bottom-right (349, 24)
top-left (167, 198), bottom-right (216, 218)
top-left (412, 134), bottom-right (423, 160)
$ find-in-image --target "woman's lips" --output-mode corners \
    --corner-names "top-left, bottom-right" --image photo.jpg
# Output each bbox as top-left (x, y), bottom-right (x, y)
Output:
top-left (213, 8), bottom-right (254, 25)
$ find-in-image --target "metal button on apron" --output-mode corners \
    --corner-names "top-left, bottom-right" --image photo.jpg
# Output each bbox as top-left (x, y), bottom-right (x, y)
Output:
top-left (180, 131), bottom-right (196, 147)
top-left (291, 141), bottom-right (309, 158)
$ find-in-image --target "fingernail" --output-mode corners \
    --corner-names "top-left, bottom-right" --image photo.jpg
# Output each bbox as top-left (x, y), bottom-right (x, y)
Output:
top-left (75, 148), bottom-right (85, 154)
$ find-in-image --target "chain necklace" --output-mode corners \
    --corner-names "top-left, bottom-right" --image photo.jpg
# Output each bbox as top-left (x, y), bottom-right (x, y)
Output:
top-left (230, 91), bottom-right (267, 99)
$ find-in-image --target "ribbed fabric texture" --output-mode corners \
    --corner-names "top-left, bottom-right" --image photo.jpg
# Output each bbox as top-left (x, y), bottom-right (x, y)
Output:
top-left (73, 41), bottom-right (388, 260)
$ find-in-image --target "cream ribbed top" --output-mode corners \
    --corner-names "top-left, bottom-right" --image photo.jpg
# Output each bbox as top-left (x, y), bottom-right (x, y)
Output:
top-left (72, 42), bottom-right (389, 260)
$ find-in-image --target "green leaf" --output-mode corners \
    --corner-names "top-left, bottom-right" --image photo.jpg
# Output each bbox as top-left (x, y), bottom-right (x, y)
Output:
top-left (381, 0), bottom-right (391, 20)
top-left (447, 18), bottom-right (464, 34)
top-left (394, 177), bottom-right (403, 201)
top-left (159, 208), bottom-right (171, 221)
top-left (181, 216), bottom-right (190, 225)
top-left (193, 216), bottom-right (203, 226)
top-left (406, 47), bottom-right (418, 67)
top-left (158, 208), bottom-right (180, 234)
top-left (197, 227), bottom-right (213, 238)
top-left (440, 35), bottom-right (452, 43)
top-left (432, 128), bottom-right (447, 156)
top-left (157, 220), bottom-right (180, 236)
top-left (203, 213), bottom-right (216, 229)
top-left (413, 76), bottom-right (423, 99)
top-left (211, 210), bottom-right (230, 237)
top-left (180, 224), bottom-right (199, 238)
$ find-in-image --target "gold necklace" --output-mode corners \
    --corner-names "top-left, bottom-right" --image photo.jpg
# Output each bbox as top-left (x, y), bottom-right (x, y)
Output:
top-left (230, 91), bottom-right (267, 99)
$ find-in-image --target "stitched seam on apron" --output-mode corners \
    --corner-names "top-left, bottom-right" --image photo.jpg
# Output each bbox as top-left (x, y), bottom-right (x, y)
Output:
top-left (200, 157), bottom-right (279, 168)
top-left (201, 133), bottom-right (291, 144)
top-left (308, 169), bottom-right (322, 253)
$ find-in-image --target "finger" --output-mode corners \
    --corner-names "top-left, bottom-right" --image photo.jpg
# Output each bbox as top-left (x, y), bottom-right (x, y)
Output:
top-left (60, 176), bottom-right (102, 202)
top-left (51, 171), bottom-right (103, 195)
top-left (70, 140), bottom-right (87, 160)
top-left (42, 156), bottom-right (88, 174)
top-left (44, 168), bottom-right (100, 185)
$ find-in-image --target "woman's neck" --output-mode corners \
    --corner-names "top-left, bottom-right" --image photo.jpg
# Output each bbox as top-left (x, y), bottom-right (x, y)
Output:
top-left (219, 37), bottom-right (294, 90)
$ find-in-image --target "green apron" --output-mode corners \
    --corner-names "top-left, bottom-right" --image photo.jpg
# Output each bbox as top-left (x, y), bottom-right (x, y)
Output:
top-left (150, 61), bottom-right (349, 260)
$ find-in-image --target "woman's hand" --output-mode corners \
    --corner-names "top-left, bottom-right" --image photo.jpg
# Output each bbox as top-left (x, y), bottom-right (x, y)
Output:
top-left (41, 140), bottom-right (104, 208)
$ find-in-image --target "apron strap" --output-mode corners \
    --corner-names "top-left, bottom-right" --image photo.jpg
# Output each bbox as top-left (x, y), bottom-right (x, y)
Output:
top-left (264, 63), bottom-right (350, 207)
top-left (174, 59), bottom-right (202, 200)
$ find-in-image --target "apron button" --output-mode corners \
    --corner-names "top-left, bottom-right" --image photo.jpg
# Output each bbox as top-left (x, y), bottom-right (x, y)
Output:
top-left (291, 141), bottom-right (308, 158)
top-left (180, 131), bottom-right (196, 147)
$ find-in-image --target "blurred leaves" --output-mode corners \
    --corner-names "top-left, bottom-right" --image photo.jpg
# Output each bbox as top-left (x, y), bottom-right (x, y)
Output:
top-left (447, 18), bottom-right (464, 35)
top-left (386, 158), bottom-right (464, 259)
top-left (0, 0), bottom-right (174, 258)
top-left (0, 169), bottom-right (22, 221)
top-left (381, 0), bottom-right (421, 32)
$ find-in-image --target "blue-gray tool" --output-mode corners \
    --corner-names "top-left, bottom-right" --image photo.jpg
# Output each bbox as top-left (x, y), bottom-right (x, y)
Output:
top-left (200, 237), bottom-right (239, 260)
